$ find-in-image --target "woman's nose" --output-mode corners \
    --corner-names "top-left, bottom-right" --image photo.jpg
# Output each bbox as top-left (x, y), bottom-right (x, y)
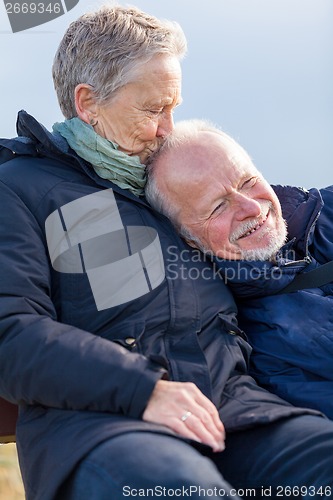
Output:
top-left (156, 112), bottom-right (174, 137)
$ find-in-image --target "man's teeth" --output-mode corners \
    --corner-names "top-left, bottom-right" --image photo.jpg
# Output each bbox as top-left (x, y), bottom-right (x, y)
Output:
top-left (244, 226), bottom-right (260, 237)
top-left (241, 216), bottom-right (267, 238)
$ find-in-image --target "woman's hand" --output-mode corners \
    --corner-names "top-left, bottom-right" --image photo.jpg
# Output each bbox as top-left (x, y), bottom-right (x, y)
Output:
top-left (142, 379), bottom-right (225, 452)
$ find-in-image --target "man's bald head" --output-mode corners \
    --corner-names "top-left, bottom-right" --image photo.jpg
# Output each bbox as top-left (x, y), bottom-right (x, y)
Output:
top-left (145, 119), bottom-right (286, 261)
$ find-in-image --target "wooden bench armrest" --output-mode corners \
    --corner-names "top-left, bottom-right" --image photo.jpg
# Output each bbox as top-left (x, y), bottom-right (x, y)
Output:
top-left (0, 397), bottom-right (18, 444)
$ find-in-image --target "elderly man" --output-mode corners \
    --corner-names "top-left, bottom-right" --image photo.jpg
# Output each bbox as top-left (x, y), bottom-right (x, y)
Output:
top-left (146, 118), bottom-right (333, 419)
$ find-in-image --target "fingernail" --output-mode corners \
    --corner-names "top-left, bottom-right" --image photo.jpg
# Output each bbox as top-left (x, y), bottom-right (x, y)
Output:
top-left (213, 441), bottom-right (225, 453)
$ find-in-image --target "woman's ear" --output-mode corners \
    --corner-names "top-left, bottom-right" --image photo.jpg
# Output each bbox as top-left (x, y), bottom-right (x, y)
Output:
top-left (74, 84), bottom-right (98, 125)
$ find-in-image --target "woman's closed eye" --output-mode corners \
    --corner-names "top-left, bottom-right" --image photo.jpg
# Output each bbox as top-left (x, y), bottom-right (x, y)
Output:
top-left (147, 108), bottom-right (163, 116)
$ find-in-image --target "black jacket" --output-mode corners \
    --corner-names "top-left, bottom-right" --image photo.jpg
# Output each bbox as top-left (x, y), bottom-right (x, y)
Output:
top-left (0, 112), bottom-right (319, 500)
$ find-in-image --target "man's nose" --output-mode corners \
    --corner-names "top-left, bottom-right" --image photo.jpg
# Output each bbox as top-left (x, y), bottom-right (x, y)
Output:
top-left (156, 112), bottom-right (174, 137)
top-left (234, 193), bottom-right (262, 220)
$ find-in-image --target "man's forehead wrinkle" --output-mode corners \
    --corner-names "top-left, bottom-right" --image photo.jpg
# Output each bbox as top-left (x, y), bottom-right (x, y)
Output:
top-left (229, 153), bottom-right (245, 170)
top-left (228, 147), bottom-right (256, 175)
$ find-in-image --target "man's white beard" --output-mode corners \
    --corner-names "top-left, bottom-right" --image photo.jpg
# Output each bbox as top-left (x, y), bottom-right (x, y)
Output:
top-left (231, 202), bottom-right (288, 261)
top-left (238, 220), bottom-right (287, 261)
top-left (191, 201), bottom-right (288, 262)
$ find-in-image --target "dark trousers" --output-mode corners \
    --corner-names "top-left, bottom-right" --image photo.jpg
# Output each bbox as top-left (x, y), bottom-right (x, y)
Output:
top-left (60, 415), bottom-right (333, 499)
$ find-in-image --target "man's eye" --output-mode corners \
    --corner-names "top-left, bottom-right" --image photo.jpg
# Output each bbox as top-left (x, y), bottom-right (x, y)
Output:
top-left (242, 177), bottom-right (257, 189)
top-left (211, 202), bottom-right (226, 215)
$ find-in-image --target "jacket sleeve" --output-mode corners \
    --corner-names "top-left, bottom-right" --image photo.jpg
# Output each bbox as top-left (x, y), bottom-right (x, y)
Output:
top-left (0, 179), bottom-right (165, 418)
top-left (242, 289), bottom-right (333, 374)
top-left (250, 352), bottom-right (333, 418)
top-left (310, 185), bottom-right (333, 263)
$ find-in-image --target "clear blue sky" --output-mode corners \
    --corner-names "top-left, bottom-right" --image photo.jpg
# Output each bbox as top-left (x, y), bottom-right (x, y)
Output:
top-left (1, 0), bottom-right (332, 188)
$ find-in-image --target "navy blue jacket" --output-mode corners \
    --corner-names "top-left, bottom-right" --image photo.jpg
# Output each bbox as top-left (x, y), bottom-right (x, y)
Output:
top-left (215, 185), bottom-right (333, 418)
top-left (0, 112), bottom-right (319, 500)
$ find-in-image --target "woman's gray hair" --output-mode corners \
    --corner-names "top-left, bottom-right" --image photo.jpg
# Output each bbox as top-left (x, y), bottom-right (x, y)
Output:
top-left (52, 4), bottom-right (187, 119)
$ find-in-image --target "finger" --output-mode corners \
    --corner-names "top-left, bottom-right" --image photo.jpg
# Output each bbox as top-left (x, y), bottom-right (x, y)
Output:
top-left (144, 402), bottom-right (224, 451)
top-left (197, 403), bottom-right (225, 438)
top-left (143, 380), bottom-right (225, 451)
top-left (189, 390), bottom-right (225, 440)
top-left (181, 411), bottom-right (225, 452)
top-left (183, 383), bottom-right (224, 425)
top-left (170, 383), bottom-right (225, 446)
top-left (208, 405), bottom-right (225, 433)
top-left (170, 414), bottom-right (223, 451)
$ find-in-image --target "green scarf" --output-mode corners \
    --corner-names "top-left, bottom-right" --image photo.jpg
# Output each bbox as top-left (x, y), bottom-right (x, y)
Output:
top-left (52, 118), bottom-right (146, 197)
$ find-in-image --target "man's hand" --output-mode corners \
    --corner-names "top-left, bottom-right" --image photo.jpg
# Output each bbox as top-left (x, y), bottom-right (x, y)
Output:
top-left (142, 379), bottom-right (225, 452)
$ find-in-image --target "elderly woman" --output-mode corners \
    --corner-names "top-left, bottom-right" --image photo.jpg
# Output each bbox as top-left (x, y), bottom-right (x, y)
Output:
top-left (1, 4), bottom-right (333, 500)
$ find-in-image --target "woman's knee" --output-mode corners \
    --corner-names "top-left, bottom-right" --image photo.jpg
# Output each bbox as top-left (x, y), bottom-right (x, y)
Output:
top-left (60, 432), bottom-right (238, 500)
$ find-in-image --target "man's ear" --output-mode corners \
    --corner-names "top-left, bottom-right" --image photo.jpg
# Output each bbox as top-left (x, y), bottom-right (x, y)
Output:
top-left (184, 237), bottom-right (199, 249)
top-left (74, 84), bottom-right (99, 125)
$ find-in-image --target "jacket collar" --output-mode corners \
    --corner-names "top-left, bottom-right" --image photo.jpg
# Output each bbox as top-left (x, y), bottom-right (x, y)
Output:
top-left (273, 184), bottom-right (323, 256)
top-left (1, 110), bottom-right (151, 209)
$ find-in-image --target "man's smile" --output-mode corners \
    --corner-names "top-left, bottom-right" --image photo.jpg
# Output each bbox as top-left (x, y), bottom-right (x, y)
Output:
top-left (238, 213), bottom-right (269, 240)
